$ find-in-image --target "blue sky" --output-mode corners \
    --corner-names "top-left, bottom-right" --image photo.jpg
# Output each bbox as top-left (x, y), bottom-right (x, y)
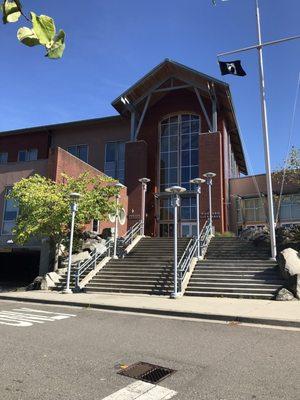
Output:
top-left (0, 0), bottom-right (299, 174)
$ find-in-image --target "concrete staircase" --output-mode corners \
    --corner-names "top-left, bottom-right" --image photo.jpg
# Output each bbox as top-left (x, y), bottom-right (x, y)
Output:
top-left (185, 236), bottom-right (284, 299)
top-left (53, 264), bottom-right (94, 291)
top-left (84, 237), bottom-right (190, 295)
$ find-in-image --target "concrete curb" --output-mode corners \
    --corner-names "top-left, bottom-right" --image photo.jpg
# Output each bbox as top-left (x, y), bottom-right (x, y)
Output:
top-left (0, 294), bottom-right (299, 328)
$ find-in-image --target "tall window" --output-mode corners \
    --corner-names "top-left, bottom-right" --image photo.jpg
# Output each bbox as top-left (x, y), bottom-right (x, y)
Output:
top-left (243, 197), bottom-right (266, 222)
top-left (67, 144), bottom-right (88, 163)
top-left (279, 195), bottom-right (300, 221)
top-left (2, 187), bottom-right (18, 235)
top-left (0, 152), bottom-right (8, 164)
top-left (159, 114), bottom-right (200, 222)
top-left (104, 142), bottom-right (125, 183)
top-left (18, 149), bottom-right (38, 162)
top-left (160, 114), bottom-right (200, 192)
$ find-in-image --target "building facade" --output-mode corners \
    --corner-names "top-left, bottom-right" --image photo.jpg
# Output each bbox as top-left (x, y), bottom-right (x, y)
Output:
top-left (0, 59), bottom-right (298, 277)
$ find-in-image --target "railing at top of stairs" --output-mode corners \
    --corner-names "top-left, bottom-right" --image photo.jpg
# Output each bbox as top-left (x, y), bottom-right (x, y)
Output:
top-left (177, 220), bottom-right (211, 293)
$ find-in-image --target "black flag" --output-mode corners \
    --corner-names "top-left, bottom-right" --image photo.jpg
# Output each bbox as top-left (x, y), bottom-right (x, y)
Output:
top-left (218, 60), bottom-right (246, 76)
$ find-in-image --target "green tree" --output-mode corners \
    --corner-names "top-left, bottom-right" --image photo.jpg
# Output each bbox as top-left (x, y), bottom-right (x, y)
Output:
top-left (273, 147), bottom-right (300, 187)
top-left (1, 1), bottom-right (65, 58)
top-left (8, 173), bottom-right (121, 267)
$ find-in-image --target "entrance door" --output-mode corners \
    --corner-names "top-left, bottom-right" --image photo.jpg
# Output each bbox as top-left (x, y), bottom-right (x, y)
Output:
top-left (181, 223), bottom-right (197, 237)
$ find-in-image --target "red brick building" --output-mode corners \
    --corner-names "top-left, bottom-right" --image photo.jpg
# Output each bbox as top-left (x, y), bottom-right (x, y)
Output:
top-left (8, 59), bottom-right (299, 277)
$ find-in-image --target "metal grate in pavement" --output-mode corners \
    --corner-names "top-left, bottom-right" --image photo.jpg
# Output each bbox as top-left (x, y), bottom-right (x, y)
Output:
top-left (117, 361), bottom-right (176, 384)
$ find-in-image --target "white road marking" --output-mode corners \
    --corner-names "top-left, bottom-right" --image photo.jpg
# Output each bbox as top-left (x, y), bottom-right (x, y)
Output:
top-left (14, 307), bottom-right (76, 316)
top-left (101, 380), bottom-right (177, 400)
top-left (0, 308), bottom-right (76, 327)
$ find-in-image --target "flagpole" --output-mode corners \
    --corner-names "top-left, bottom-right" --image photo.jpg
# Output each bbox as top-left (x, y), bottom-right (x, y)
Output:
top-left (255, 0), bottom-right (277, 260)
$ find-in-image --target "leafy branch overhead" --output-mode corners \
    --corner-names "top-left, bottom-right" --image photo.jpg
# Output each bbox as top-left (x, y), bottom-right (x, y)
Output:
top-left (1, 0), bottom-right (65, 58)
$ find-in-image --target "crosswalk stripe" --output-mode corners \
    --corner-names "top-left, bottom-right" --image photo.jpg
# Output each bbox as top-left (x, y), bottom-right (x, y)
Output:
top-left (101, 381), bottom-right (177, 400)
top-left (0, 308), bottom-right (76, 327)
top-left (14, 308), bottom-right (76, 316)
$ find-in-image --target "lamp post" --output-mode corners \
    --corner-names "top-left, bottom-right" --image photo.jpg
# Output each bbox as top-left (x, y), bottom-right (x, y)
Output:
top-left (64, 192), bottom-right (81, 294)
top-left (138, 178), bottom-right (150, 236)
top-left (190, 178), bottom-right (206, 259)
top-left (112, 182), bottom-right (125, 259)
top-left (165, 185), bottom-right (186, 298)
top-left (203, 172), bottom-right (216, 236)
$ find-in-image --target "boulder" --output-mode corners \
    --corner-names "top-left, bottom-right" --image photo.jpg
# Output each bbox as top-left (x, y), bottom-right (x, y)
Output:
top-left (71, 251), bottom-right (90, 263)
top-left (40, 274), bottom-right (56, 290)
top-left (278, 248), bottom-right (300, 277)
top-left (60, 251), bottom-right (91, 267)
top-left (276, 288), bottom-right (297, 301)
top-left (47, 271), bottom-right (61, 284)
top-left (26, 276), bottom-right (43, 291)
top-left (82, 239), bottom-right (98, 252)
top-left (82, 231), bottom-right (99, 240)
top-left (277, 248), bottom-right (300, 299)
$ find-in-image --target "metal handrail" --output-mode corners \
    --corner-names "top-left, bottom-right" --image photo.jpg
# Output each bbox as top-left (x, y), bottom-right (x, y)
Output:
top-left (177, 219), bottom-right (211, 293)
top-left (122, 220), bottom-right (143, 246)
top-left (199, 220), bottom-right (211, 257)
top-left (116, 220), bottom-right (143, 258)
top-left (74, 238), bottom-right (114, 290)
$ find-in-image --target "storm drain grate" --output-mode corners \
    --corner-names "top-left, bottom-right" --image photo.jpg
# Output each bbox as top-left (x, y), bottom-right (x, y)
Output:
top-left (117, 362), bottom-right (176, 384)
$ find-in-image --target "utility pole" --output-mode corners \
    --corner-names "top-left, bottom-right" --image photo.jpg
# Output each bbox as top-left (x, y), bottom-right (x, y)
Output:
top-left (218, 0), bottom-right (300, 260)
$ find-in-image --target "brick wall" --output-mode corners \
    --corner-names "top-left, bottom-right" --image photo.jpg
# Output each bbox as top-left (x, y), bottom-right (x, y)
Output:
top-left (125, 141), bottom-right (148, 230)
top-left (199, 132), bottom-right (225, 233)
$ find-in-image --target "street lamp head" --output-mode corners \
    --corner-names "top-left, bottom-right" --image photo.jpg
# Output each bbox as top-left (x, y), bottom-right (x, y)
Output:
top-left (203, 172), bottom-right (216, 179)
top-left (139, 177), bottom-right (150, 184)
top-left (165, 185), bottom-right (186, 194)
top-left (190, 178), bottom-right (206, 185)
top-left (114, 182), bottom-right (125, 189)
top-left (70, 192), bottom-right (81, 201)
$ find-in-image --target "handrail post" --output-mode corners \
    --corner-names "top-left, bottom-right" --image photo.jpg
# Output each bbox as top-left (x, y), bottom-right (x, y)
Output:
top-left (75, 264), bottom-right (80, 292)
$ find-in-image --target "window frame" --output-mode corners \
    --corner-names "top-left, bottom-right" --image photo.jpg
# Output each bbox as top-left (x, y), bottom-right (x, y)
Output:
top-left (92, 219), bottom-right (100, 233)
top-left (0, 152), bottom-right (8, 164)
top-left (104, 141), bottom-right (125, 183)
top-left (67, 144), bottom-right (89, 163)
top-left (243, 197), bottom-right (266, 223)
top-left (158, 113), bottom-right (201, 224)
top-left (279, 194), bottom-right (300, 221)
top-left (1, 187), bottom-right (19, 236)
top-left (17, 148), bottom-right (38, 162)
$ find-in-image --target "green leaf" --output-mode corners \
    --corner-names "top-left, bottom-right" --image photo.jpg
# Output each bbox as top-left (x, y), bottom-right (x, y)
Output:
top-left (1, 0), bottom-right (21, 23)
top-left (30, 12), bottom-right (56, 47)
top-left (46, 29), bottom-right (66, 59)
top-left (17, 26), bottom-right (39, 47)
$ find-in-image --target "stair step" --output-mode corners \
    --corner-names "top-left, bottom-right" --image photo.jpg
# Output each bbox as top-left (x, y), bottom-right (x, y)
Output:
top-left (85, 287), bottom-right (170, 294)
top-left (185, 291), bottom-right (275, 299)
top-left (185, 286), bottom-right (280, 293)
top-left (86, 282), bottom-right (173, 289)
top-left (187, 282), bottom-right (282, 289)
top-left (189, 278), bottom-right (284, 284)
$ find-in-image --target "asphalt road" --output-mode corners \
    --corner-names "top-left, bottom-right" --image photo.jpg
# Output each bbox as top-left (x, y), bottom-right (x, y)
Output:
top-left (0, 300), bottom-right (299, 400)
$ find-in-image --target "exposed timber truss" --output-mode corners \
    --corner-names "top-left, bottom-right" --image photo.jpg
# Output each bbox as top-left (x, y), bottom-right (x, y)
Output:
top-left (125, 76), bottom-right (218, 141)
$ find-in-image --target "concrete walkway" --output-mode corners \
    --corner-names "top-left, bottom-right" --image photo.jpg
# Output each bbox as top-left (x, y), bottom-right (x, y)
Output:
top-left (0, 290), bottom-right (299, 328)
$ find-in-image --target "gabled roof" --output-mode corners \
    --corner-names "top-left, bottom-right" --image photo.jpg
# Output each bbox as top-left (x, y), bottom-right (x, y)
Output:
top-left (112, 59), bottom-right (248, 175)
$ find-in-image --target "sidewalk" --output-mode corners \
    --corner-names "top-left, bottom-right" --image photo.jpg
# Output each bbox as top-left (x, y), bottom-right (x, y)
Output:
top-left (0, 290), bottom-right (299, 328)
